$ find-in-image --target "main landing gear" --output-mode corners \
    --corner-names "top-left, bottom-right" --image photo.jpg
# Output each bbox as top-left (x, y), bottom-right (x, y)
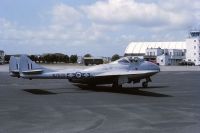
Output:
top-left (112, 77), bottom-right (152, 88)
top-left (142, 77), bottom-right (152, 88)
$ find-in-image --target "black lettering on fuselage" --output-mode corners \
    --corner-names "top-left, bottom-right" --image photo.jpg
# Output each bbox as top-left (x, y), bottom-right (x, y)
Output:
top-left (52, 73), bottom-right (91, 79)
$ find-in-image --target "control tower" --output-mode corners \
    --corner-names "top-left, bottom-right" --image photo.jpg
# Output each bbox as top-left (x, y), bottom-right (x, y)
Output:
top-left (186, 30), bottom-right (200, 65)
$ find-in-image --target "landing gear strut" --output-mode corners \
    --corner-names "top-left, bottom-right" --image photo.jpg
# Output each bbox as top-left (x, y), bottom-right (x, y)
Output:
top-left (142, 77), bottom-right (152, 88)
top-left (112, 79), bottom-right (122, 89)
top-left (142, 81), bottom-right (148, 88)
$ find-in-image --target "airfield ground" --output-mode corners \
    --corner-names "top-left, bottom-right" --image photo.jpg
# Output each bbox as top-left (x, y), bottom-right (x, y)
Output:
top-left (0, 64), bottom-right (200, 133)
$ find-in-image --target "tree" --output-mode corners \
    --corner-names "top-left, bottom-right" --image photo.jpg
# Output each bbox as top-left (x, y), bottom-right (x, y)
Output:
top-left (51, 54), bottom-right (57, 63)
top-left (64, 55), bottom-right (69, 63)
top-left (84, 54), bottom-right (92, 57)
top-left (4, 55), bottom-right (11, 63)
top-left (29, 55), bottom-right (36, 62)
top-left (43, 54), bottom-right (53, 63)
top-left (111, 54), bottom-right (120, 61)
top-left (70, 55), bottom-right (78, 63)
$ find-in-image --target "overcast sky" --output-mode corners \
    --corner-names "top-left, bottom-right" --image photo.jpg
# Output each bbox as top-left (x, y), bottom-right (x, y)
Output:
top-left (0, 0), bottom-right (200, 56)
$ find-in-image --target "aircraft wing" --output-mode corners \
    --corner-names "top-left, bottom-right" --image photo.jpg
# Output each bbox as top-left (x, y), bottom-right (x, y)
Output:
top-left (95, 70), bottom-right (159, 77)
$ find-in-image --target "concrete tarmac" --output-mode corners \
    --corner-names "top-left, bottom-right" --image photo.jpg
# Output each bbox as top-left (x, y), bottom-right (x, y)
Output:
top-left (0, 71), bottom-right (200, 133)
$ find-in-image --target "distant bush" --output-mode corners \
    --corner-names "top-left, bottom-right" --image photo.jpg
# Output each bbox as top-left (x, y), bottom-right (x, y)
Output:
top-left (111, 54), bottom-right (120, 61)
top-left (84, 54), bottom-right (92, 57)
top-left (70, 55), bottom-right (78, 63)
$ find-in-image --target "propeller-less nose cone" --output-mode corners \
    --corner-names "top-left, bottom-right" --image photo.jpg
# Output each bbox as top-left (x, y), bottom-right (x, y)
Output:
top-left (148, 61), bottom-right (160, 72)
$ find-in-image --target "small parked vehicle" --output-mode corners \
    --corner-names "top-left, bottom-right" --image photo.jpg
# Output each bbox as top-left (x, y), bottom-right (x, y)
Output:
top-left (178, 61), bottom-right (195, 66)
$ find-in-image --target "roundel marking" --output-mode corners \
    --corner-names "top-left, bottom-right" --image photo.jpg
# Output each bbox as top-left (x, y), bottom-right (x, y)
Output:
top-left (75, 72), bottom-right (82, 78)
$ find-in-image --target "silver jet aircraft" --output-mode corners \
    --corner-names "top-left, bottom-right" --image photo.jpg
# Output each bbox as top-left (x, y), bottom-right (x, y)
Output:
top-left (9, 55), bottom-right (160, 88)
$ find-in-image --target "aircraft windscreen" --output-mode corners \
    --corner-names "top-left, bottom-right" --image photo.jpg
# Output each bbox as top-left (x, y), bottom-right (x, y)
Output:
top-left (128, 57), bottom-right (144, 63)
top-left (118, 57), bottom-right (144, 64)
top-left (118, 58), bottom-right (130, 64)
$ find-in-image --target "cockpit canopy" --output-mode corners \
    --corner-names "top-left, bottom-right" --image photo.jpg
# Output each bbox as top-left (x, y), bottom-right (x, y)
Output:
top-left (118, 56), bottom-right (144, 64)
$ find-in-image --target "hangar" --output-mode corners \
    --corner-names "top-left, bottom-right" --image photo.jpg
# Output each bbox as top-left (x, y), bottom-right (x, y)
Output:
top-left (124, 30), bottom-right (200, 65)
top-left (124, 42), bottom-right (186, 56)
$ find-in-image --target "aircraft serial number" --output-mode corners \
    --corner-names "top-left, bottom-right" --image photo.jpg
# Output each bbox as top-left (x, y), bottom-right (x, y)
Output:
top-left (52, 72), bottom-right (90, 78)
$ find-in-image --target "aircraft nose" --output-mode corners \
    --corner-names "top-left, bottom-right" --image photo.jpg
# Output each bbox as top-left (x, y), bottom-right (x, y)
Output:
top-left (146, 61), bottom-right (160, 72)
top-left (153, 63), bottom-right (160, 72)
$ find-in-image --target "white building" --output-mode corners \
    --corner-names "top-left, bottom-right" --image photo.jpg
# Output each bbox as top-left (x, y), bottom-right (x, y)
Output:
top-left (0, 50), bottom-right (5, 64)
top-left (145, 47), bottom-right (163, 56)
top-left (124, 30), bottom-right (200, 65)
top-left (144, 48), bottom-right (185, 65)
top-left (158, 49), bottom-right (185, 65)
top-left (185, 31), bottom-right (200, 65)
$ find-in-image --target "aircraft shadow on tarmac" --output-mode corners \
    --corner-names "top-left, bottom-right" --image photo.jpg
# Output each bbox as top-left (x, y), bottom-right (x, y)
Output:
top-left (75, 84), bottom-right (171, 97)
top-left (23, 85), bottom-right (171, 97)
top-left (23, 88), bottom-right (90, 95)
top-left (23, 89), bottom-right (57, 95)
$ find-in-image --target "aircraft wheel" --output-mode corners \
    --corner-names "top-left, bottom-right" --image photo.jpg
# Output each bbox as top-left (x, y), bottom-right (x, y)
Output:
top-left (142, 82), bottom-right (148, 88)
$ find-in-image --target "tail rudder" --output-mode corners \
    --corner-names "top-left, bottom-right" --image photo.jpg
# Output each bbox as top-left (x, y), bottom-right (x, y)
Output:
top-left (9, 56), bottom-right (20, 77)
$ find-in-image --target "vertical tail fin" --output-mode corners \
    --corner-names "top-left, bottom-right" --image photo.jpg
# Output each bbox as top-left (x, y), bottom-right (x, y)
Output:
top-left (9, 56), bottom-right (20, 77)
top-left (19, 55), bottom-right (43, 73)
top-left (9, 55), bottom-right (54, 78)
top-left (19, 55), bottom-right (52, 75)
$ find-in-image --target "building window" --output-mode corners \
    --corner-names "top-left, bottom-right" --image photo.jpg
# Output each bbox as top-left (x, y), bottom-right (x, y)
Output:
top-left (161, 60), bottom-right (163, 62)
top-left (194, 40), bottom-right (196, 42)
top-left (194, 46), bottom-right (196, 49)
top-left (194, 53), bottom-right (196, 55)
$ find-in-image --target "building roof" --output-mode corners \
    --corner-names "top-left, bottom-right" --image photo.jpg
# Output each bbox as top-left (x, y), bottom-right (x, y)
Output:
top-left (125, 42), bottom-right (186, 54)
